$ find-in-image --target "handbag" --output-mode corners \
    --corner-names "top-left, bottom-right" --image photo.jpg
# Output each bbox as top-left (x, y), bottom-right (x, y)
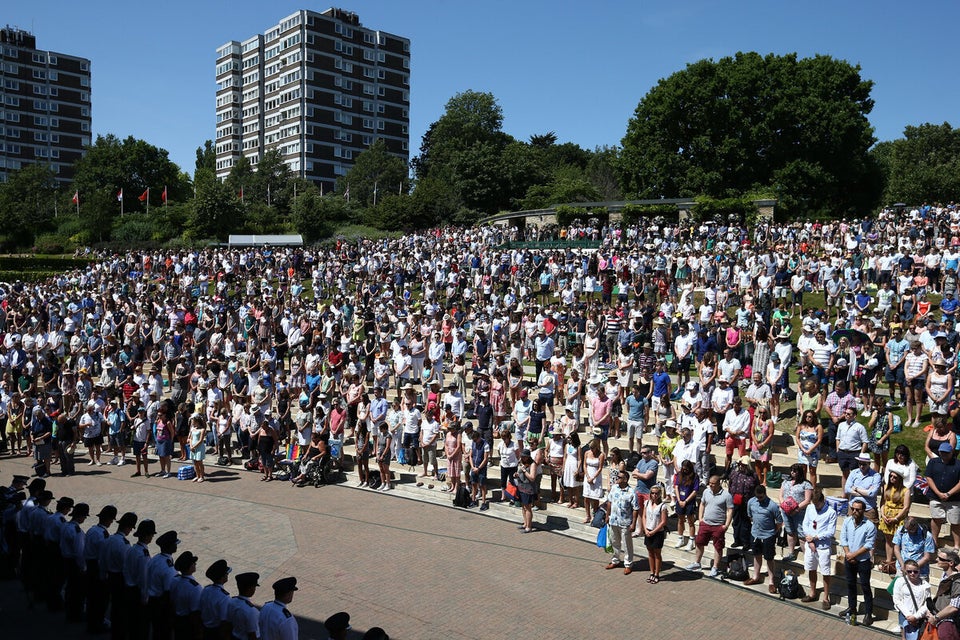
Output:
top-left (921, 622), bottom-right (940, 640)
top-left (596, 524), bottom-right (608, 549)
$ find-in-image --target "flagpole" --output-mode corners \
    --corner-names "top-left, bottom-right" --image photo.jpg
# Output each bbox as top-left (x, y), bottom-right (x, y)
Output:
top-left (164, 185), bottom-right (167, 208)
top-left (120, 190), bottom-right (124, 217)
top-left (146, 188), bottom-right (150, 216)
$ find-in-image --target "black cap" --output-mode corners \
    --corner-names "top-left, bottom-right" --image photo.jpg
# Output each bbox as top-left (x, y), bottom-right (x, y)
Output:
top-left (174, 551), bottom-right (198, 573)
top-left (324, 612), bottom-right (350, 633)
top-left (235, 572), bottom-right (259, 590)
top-left (205, 559), bottom-right (231, 581)
top-left (156, 530), bottom-right (180, 550)
top-left (118, 512), bottom-right (138, 529)
top-left (56, 496), bottom-right (75, 510)
top-left (38, 490), bottom-right (54, 502)
top-left (134, 519), bottom-right (156, 537)
top-left (11, 475), bottom-right (28, 485)
top-left (98, 505), bottom-right (119, 520)
top-left (28, 478), bottom-right (46, 492)
top-left (272, 577), bottom-right (298, 594)
top-left (72, 503), bottom-right (90, 518)
top-left (361, 628), bottom-right (389, 640)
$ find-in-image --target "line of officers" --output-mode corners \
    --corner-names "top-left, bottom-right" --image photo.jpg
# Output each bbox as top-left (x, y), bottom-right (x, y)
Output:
top-left (2, 474), bottom-right (305, 640)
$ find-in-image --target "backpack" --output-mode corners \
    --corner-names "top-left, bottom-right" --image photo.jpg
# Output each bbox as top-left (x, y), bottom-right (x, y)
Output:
top-left (591, 506), bottom-right (607, 529)
top-left (778, 570), bottom-right (803, 600)
top-left (725, 553), bottom-right (748, 581)
top-left (453, 485), bottom-right (471, 508)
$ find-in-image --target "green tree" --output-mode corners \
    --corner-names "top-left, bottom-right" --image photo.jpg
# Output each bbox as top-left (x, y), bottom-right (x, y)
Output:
top-left (619, 52), bottom-right (879, 217)
top-left (72, 134), bottom-right (192, 213)
top-left (190, 179), bottom-right (242, 240)
top-left (872, 123), bottom-right (960, 205)
top-left (0, 163), bottom-right (59, 247)
top-left (291, 186), bottom-right (355, 242)
top-left (337, 139), bottom-right (408, 207)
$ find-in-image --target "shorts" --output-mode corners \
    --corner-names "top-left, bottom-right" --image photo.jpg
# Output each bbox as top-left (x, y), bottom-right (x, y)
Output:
top-left (401, 432), bottom-right (419, 449)
top-left (782, 511), bottom-right (804, 537)
top-left (803, 544), bottom-right (833, 575)
top-left (518, 490), bottom-right (537, 506)
top-left (930, 500), bottom-right (960, 525)
top-left (695, 522), bottom-right (726, 552)
top-left (725, 435), bottom-right (747, 457)
top-left (751, 535), bottom-right (776, 561)
top-left (83, 436), bottom-right (103, 448)
top-left (538, 392), bottom-right (555, 408)
top-left (109, 434), bottom-right (124, 449)
top-left (792, 291), bottom-right (803, 304)
top-left (596, 423), bottom-right (609, 441)
top-left (644, 530), bottom-right (666, 549)
top-left (837, 450), bottom-right (860, 472)
top-left (675, 498), bottom-right (697, 517)
top-left (156, 440), bottom-right (174, 458)
top-left (676, 357), bottom-right (691, 372)
top-left (133, 440), bottom-right (148, 456)
top-left (34, 442), bottom-right (52, 462)
top-left (884, 365), bottom-right (905, 385)
top-left (908, 378), bottom-right (926, 391)
top-left (470, 469), bottom-right (487, 485)
top-left (626, 419), bottom-right (644, 439)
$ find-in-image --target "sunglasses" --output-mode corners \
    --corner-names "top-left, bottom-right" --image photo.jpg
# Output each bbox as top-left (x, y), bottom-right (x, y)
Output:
top-left (905, 570), bottom-right (920, 575)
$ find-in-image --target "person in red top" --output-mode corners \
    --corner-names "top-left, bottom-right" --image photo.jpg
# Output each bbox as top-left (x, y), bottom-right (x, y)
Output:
top-left (591, 385), bottom-right (613, 456)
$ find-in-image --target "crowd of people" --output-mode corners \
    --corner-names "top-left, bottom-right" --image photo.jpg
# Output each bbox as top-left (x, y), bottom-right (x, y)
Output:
top-left (0, 474), bottom-right (388, 640)
top-left (3, 204), bottom-right (960, 633)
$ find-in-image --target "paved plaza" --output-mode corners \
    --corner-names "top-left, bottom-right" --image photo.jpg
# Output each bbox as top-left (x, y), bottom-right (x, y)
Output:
top-left (0, 455), bottom-right (880, 639)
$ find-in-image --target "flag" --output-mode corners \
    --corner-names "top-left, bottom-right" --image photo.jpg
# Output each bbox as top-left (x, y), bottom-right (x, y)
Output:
top-left (71, 191), bottom-right (79, 205)
top-left (116, 189), bottom-right (123, 202)
top-left (238, 186), bottom-right (244, 200)
top-left (161, 186), bottom-right (168, 203)
top-left (138, 189), bottom-right (149, 202)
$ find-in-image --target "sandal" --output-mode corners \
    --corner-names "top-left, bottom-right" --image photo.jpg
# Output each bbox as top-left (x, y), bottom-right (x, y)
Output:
top-left (651, 576), bottom-right (659, 584)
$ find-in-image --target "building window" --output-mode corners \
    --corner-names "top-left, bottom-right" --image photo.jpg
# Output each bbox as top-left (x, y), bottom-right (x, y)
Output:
top-left (33, 69), bottom-right (47, 80)
top-left (378, 69), bottom-right (386, 80)
top-left (81, 76), bottom-right (90, 87)
top-left (32, 53), bottom-right (45, 63)
top-left (80, 61), bottom-right (89, 71)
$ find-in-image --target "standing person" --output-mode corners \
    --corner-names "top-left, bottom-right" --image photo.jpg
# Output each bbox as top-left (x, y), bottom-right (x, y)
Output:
top-left (838, 497), bottom-right (877, 626)
top-left (155, 404), bottom-right (175, 478)
top-left (892, 558), bottom-right (931, 640)
top-left (631, 445), bottom-right (659, 532)
top-left (260, 577), bottom-right (299, 640)
top-left (189, 415), bottom-right (208, 482)
top-left (624, 385), bottom-right (647, 454)
top-left (255, 413), bottom-right (278, 482)
top-left (561, 431), bottom-right (582, 509)
top-left (374, 421), bottom-right (393, 492)
top-left (80, 401), bottom-right (104, 466)
top-left (199, 559), bottom-right (232, 640)
top-left (131, 407), bottom-right (151, 478)
top-left (642, 484), bottom-right (669, 583)
top-left (795, 409), bottom-right (823, 487)
top-left (61, 502), bottom-right (89, 622)
top-left (355, 420), bottom-right (372, 487)
top-left (468, 429), bottom-right (491, 510)
top-left (581, 437), bottom-right (606, 525)
top-left (925, 441), bottom-right (960, 550)
top-left (928, 550), bottom-right (960, 639)
top-left (102, 511), bottom-right (138, 640)
top-left (904, 341), bottom-right (929, 428)
top-left (728, 456), bottom-right (759, 549)
top-left (514, 448), bottom-right (540, 533)
top-left (123, 519), bottom-right (156, 640)
top-left (779, 464), bottom-right (813, 562)
top-left (602, 469), bottom-right (639, 575)
top-left (170, 551), bottom-right (203, 640)
top-left (835, 406), bottom-right (869, 489)
top-left (685, 475), bottom-right (733, 578)
top-left (418, 410), bottom-right (440, 483)
top-left (800, 488), bottom-right (837, 610)
top-left (745, 485), bottom-right (783, 594)
top-left (85, 504), bottom-right (117, 634)
top-left (496, 427), bottom-right (518, 503)
top-left (590, 384), bottom-right (613, 456)
top-left (228, 572), bottom-right (261, 640)
top-left (145, 530), bottom-right (180, 640)
top-left (673, 459), bottom-right (700, 551)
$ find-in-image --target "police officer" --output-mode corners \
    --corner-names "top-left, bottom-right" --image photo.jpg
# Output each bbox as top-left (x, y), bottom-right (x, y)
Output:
top-left (16, 478), bottom-right (44, 592)
top-left (228, 572), bottom-right (260, 640)
top-left (124, 518), bottom-right (156, 639)
top-left (26, 489), bottom-right (53, 601)
top-left (101, 511), bottom-right (137, 640)
top-left (60, 502), bottom-right (89, 622)
top-left (260, 577), bottom-right (299, 640)
top-left (85, 504), bottom-right (117, 633)
top-left (1, 486), bottom-right (25, 577)
top-left (146, 530), bottom-right (180, 640)
top-left (43, 495), bottom-right (73, 610)
top-left (199, 559), bottom-right (232, 640)
top-left (1, 474), bottom-right (28, 503)
top-left (170, 551), bottom-right (202, 640)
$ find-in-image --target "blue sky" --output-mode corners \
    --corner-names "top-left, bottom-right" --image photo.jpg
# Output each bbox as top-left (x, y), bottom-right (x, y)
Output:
top-left (5, 1), bottom-right (958, 176)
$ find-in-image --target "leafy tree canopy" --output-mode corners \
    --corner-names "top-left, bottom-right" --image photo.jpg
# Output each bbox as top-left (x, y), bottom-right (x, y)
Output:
top-left (871, 122), bottom-right (960, 205)
top-left (619, 52), bottom-right (880, 217)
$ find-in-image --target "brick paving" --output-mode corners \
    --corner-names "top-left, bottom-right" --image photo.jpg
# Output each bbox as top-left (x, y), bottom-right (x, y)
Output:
top-left (0, 454), bottom-right (885, 639)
